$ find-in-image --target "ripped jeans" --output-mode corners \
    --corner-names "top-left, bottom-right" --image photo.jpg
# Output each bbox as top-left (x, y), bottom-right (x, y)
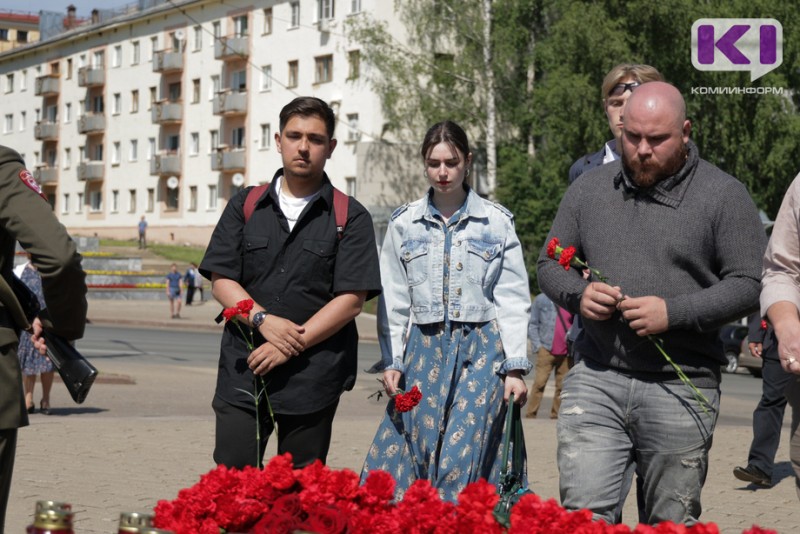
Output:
top-left (556, 359), bottom-right (719, 525)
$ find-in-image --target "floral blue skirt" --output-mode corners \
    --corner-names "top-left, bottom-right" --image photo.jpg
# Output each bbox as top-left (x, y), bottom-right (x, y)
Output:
top-left (361, 319), bottom-right (525, 502)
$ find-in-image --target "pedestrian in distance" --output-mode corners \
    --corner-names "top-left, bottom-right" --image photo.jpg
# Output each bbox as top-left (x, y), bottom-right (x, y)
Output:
top-left (138, 215), bottom-right (148, 249)
top-left (200, 96), bottom-right (381, 469)
top-left (361, 120), bottom-right (531, 502)
top-left (526, 293), bottom-right (573, 419)
top-left (184, 262), bottom-right (198, 306)
top-left (165, 263), bottom-right (183, 319)
top-left (538, 82), bottom-right (766, 524)
top-left (0, 144), bottom-right (88, 531)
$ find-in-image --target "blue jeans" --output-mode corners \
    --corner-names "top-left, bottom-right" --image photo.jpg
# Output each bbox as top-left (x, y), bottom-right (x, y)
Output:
top-left (557, 359), bottom-right (719, 525)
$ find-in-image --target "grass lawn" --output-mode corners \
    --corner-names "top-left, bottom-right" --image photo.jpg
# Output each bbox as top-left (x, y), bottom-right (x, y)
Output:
top-left (99, 239), bottom-right (205, 265)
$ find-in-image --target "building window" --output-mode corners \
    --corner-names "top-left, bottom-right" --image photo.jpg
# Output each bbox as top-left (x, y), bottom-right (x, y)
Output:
top-left (189, 186), bottom-right (198, 211)
top-left (90, 190), bottom-right (102, 212)
top-left (131, 90), bottom-right (139, 113)
top-left (112, 142), bottom-right (121, 165)
top-left (208, 184), bottom-right (218, 209)
top-left (3, 114), bottom-right (12, 133)
top-left (348, 50), bottom-right (360, 80)
top-left (76, 192), bottom-right (84, 213)
top-left (0, 29), bottom-right (8, 41)
top-left (129, 139), bottom-right (138, 161)
top-left (64, 148), bottom-right (71, 169)
top-left (168, 82), bottom-right (181, 102)
top-left (171, 31), bottom-right (183, 52)
top-left (166, 186), bottom-right (179, 210)
top-left (231, 70), bottom-right (246, 92)
top-left (146, 188), bottom-right (155, 212)
top-left (290, 2), bottom-right (300, 28)
top-left (193, 26), bottom-right (202, 51)
top-left (345, 176), bottom-right (356, 197)
top-left (287, 61), bottom-right (298, 88)
top-left (263, 8), bottom-right (273, 34)
top-left (212, 21), bottom-right (221, 41)
top-left (131, 41), bottom-right (140, 65)
top-left (232, 127), bottom-right (245, 148)
top-left (64, 103), bottom-right (72, 123)
top-left (112, 93), bottom-right (121, 115)
top-left (111, 190), bottom-right (119, 212)
top-left (350, 0), bottom-right (362, 14)
top-left (317, 0), bottom-right (334, 20)
top-left (19, 111), bottom-right (26, 131)
top-left (148, 137), bottom-right (156, 160)
top-left (260, 65), bottom-right (272, 91)
top-left (260, 124), bottom-right (271, 149)
top-left (210, 75), bottom-right (220, 100)
top-left (192, 79), bottom-right (200, 103)
top-left (20, 69), bottom-right (26, 91)
top-left (210, 130), bottom-right (219, 151)
top-left (5, 74), bottom-right (13, 93)
top-left (190, 132), bottom-right (199, 155)
top-left (128, 189), bottom-right (136, 213)
top-left (315, 55), bottom-right (333, 84)
top-left (149, 87), bottom-right (157, 109)
top-left (150, 36), bottom-right (158, 61)
top-left (66, 58), bottom-right (73, 79)
top-left (234, 15), bottom-right (248, 38)
top-left (62, 193), bottom-right (69, 214)
top-left (17, 30), bottom-right (28, 43)
top-left (93, 50), bottom-right (104, 68)
top-left (112, 45), bottom-right (122, 67)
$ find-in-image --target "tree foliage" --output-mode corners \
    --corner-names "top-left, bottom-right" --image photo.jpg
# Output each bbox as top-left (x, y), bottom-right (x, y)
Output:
top-left (348, 0), bottom-right (800, 291)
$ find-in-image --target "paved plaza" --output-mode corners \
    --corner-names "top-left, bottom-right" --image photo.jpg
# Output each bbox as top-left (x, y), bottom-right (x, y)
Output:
top-left (5, 298), bottom-right (799, 533)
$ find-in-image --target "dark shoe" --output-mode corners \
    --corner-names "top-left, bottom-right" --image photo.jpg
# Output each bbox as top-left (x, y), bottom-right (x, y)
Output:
top-left (365, 360), bottom-right (387, 374)
top-left (26, 404), bottom-right (35, 414)
top-left (40, 401), bottom-right (51, 416)
top-left (733, 465), bottom-right (772, 488)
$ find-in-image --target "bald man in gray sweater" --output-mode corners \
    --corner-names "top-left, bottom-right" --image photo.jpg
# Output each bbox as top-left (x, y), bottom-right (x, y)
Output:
top-left (538, 82), bottom-right (766, 525)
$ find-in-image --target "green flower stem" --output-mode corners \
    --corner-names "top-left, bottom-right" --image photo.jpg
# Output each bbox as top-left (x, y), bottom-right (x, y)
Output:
top-left (649, 336), bottom-right (713, 415)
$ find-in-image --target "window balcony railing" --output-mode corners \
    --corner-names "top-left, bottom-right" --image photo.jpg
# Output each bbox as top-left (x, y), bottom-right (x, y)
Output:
top-left (77, 66), bottom-right (105, 87)
top-left (34, 74), bottom-right (60, 96)
top-left (151, 101), bottom-right (183, 124)
top-left (77, 161), bottom-right (105, 181)
top-left (214, 35), bottom-right (249, 60)
top-left (33, 165), bottom-right (58, 184)
top-left (153, 50), bottom-right (184, 73)
top-left (210, 147), bottom-right (245, 172)
top-left (212, 90), bottom-right (247, 116)
top-left (150, 152), bottom-right (182, 175)
top-left (34, 121), bottom-right (59, 141)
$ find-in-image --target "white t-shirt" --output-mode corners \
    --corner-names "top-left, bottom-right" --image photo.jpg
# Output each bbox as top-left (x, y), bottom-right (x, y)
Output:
top-left (276, 176), bottom-right (320, 231)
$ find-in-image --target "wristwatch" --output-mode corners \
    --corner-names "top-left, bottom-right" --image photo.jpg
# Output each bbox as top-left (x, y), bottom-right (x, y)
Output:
top-left (252, 311), bottom-right (267, 329)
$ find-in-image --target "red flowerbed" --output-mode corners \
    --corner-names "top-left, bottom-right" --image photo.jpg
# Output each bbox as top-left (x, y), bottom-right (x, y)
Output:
top-left (152, 454), bottom-right (774, 534)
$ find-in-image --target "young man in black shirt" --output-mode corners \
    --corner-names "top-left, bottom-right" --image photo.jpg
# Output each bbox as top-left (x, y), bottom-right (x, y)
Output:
top-left (200, 97), bottom-right (381, 468)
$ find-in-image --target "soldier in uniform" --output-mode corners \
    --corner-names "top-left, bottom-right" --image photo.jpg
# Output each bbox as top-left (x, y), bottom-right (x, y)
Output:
top-left (0, 145), bottom-right (87, 529)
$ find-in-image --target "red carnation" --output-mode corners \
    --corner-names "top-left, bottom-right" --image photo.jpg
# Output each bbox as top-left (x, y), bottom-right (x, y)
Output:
top-left (393, 385), bottom-right (422, 413)
top-left (760, 319), bottom-right (768, 331)
top-left (546, 237), bottom-right (560, 259)
top-left (558, 246), bottom-right (576, 270)
top-left (222, 306), bottom-right (239, 321)
top-left (237, 298), bottom-right (255, 316)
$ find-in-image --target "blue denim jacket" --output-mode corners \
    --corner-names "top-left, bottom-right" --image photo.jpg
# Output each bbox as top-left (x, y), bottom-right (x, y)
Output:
top-left (377, 188), bottom-right (532, 375)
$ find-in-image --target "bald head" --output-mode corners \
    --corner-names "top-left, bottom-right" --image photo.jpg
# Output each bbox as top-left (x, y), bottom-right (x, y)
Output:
top-left (620, 82), bottom-right (691, 188)
top-left (625, 82), bottom-right (686, 130)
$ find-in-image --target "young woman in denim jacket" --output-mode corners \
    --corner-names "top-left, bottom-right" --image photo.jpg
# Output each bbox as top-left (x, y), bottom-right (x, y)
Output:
top-left (360, 120), bottom-right (532, 502)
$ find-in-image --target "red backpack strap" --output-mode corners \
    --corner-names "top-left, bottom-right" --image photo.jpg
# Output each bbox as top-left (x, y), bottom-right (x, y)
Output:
top-left (332, 187), bottom-right (349, 239)
top-left (243, 183), bottom-right (270, 224)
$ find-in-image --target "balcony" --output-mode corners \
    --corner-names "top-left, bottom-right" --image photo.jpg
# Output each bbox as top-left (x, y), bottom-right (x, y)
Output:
top-left (214, 36), bottom-right (249, 60)
top-left (78, 114), bottom-right (106, 134)
top-left (212, 91), bottom-right (247, 116)
top-left (33, 165), bottom-right (58, 185)
top-left (150, 152), bottom-right (181, 175)
top-left (77, 161), bottom-right (104, 181)
top-left (151, 101), bottom-right (183, 124)
top-left (153, 50), bottom-right (184, 73)
top-left (34, 74), bottom-right (60, 96)
top-left (77, 66), bottom-right (105, 87)
top-left (34, 121), bottom-right (59, 141)
top-left (210, 148), bottom-right (245, 172)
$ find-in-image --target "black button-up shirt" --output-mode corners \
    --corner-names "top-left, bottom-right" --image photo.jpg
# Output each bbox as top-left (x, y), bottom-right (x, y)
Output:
top-left (200, 169), bottom-right (381, 414)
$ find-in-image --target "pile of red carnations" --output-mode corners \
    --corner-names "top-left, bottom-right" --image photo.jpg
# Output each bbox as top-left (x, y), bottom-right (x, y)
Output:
top-left (153, 453), bottom-right (774, 534)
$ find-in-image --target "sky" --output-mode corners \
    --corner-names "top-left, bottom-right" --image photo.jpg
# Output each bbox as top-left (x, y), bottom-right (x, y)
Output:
top-left (1, 1), bottom-right (130, 18)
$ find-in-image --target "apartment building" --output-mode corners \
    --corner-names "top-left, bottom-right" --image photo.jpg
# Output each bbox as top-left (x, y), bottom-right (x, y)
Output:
top-left (0, 0), bottom-right (421, 246)
top-left (0, 9), bottom-right (39, 54)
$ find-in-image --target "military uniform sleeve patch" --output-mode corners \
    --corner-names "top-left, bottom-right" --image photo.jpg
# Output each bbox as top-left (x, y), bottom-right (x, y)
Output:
top-left (19, 169), bottom-right (47, 200)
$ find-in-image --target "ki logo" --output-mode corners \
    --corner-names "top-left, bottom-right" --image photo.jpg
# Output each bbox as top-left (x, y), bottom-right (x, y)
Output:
top-left (691, 18), bottom-right (783, 81)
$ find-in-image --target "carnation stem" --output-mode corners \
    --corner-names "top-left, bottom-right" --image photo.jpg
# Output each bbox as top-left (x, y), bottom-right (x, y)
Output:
top-left (649, 336), bottom-right (713, 415)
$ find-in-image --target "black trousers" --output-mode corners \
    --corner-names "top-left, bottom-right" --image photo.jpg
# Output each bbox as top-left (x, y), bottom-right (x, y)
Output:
top-left (213, 394), bottom-right (339, 469)
top-left (0, 428), bottom-right (17, 531)
top-left (748, 355), bottom-right (793, 476)
top-left (185, 285), bottom-right (196, 305)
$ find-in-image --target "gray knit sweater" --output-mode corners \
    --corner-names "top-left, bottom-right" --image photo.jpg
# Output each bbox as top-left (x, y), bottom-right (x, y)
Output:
top-left (537, 142), bottom-right (766, 386)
